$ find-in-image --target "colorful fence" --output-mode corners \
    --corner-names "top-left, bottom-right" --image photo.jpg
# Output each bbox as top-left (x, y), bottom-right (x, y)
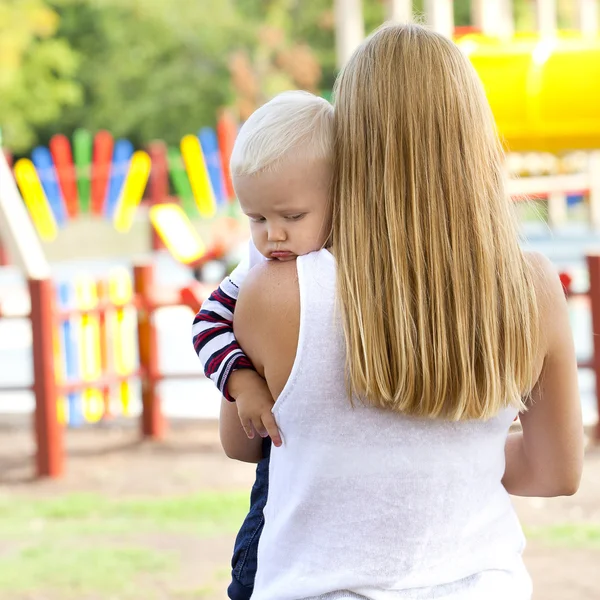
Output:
top-left (13, 132), bottom-right (151, 240)
top-left (6, 113), bottom-right (240, 269)
top-left (145, 138), bottom-right (245, 267)
top-left (0, 263), bottom-right (210, 477)
top-left (54, 268), bottom-right (137, 427)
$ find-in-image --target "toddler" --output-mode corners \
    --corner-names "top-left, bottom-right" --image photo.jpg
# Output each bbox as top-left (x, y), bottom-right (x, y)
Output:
top-left (191, 90), bottom-right (333, 599)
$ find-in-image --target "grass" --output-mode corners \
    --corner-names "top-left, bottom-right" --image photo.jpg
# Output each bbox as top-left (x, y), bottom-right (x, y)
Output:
top-left (2, 490), bottom-right (598, 598)
top-left (526, 523), bottom-right (600, 549)
top-left (516, 200), bottom-right (549, 223)
top-left (0, 491), bottom-right (249, 598)
top-left (0, 490), bottom-right (250, 537)
top-left (0, 544), bottom-right (172, 597)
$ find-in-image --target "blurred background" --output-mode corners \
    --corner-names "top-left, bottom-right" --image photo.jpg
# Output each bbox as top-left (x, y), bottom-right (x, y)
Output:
top-left (0, 1), bottom-right (599, 599)
top-left (0, 0), bottom-right (595, 154)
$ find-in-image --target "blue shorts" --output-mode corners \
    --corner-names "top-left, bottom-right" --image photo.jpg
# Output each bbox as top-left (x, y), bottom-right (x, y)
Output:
top-left (227, 437), bottom-right (271, 600)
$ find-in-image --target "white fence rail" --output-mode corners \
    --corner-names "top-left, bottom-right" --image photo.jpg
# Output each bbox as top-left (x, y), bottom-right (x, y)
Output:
top-left (507, 151), bottom-right (600, 229)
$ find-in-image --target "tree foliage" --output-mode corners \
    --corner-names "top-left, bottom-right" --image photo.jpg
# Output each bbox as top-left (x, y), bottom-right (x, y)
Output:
top-left (0, 0), bottom-right (80, 152)
top-left (44, 0), bottom-right (245, 148)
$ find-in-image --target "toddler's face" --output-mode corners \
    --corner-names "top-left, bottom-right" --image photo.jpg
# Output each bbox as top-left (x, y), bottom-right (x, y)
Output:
top-left (234, 157), bottom-right (331, 261)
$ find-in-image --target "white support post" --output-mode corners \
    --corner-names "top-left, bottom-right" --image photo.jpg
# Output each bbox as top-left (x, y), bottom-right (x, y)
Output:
top-left (535, 0), bottom-right (558, 38)
top-left (334, 0), bottom-right (365, 70)
top-left (577, 0), bottom-right (599, 37)
top-left (424, 0), bottom-right (454, 38)
top-left (386, 0), bottom-right (413, 23)
top-left (0, 150), bottom-right (50, 280)
top-left (547, 191), bottom-right (568, 228)
top-left (589, 152), bottom-right (600, 231)
top-left (471, 0), bottom-right (514, 38)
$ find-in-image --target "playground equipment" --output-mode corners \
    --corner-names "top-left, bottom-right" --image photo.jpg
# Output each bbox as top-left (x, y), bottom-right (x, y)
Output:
top-left (54, 268), bottom-right (137, 427)
top-left (458, 33), bottom-right (600, 153)
top-left (146, 120), bottom-right (244, 270)
top-left (0, 142), bottom-right (215, 475)
top-left (13, 132), bottom-right (151, 241)
top-left (336, 1), bottom-right (600, 154)
top-left (0, 258), bottom-right (198, 477)
top-left (1, 120), bottom-right (245, 437)
top-left (446, 0), bottom-right (600, 228)
top-left (9, 111), bottom-right (240, 269)
top-left (0, 112), bottom-right (243, 477)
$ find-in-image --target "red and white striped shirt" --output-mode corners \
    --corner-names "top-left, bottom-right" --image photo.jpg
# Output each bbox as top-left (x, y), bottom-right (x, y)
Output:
top-left (191, 241), bottom-right (265, 401)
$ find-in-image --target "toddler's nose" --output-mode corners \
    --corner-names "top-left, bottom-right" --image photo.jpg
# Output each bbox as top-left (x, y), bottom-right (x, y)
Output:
top-left (267, 225), bottom-right (286, 242)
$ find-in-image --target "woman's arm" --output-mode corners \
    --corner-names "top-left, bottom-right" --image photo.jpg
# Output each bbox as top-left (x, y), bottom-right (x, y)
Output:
top-left (219, 259), bottom-right (300, 462)
top-left (502, 253), bottom-right (584, 497)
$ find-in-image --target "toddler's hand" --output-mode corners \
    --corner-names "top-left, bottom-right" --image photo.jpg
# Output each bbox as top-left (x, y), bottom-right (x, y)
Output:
top-left (230, 370), bottom-right (282, 447)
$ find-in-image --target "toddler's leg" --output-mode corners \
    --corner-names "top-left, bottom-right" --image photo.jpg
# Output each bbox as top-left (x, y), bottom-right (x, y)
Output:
top-left (228, 437), bottom-right (271, 599)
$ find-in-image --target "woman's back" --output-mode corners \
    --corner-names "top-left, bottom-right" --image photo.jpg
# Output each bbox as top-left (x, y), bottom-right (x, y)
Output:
top-left (250, 250), bottom-right (531, 600)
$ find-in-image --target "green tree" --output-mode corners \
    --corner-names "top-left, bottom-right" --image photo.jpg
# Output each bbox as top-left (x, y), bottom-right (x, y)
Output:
top-left (0, 0), bottom-right (81, 152)
top-left (45, 0), bottom-right (247, 147)
top-left (231, 0), bottom-right (387, 101)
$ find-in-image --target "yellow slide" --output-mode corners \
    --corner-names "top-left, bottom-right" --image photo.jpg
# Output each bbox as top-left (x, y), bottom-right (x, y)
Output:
top-left (459, 33), bottom-right (600, 152)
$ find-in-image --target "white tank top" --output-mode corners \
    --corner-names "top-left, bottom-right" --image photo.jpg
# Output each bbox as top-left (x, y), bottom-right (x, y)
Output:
top-left (252, 249), bottom-right (532, 600)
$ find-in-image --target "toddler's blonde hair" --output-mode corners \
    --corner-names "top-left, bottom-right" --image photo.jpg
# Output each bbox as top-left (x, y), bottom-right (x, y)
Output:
top-left (230, 91), bottom-right (333, 176)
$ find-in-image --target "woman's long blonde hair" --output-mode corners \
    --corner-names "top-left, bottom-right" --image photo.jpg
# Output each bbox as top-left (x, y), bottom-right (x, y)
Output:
top-left (332, 23), bottom-right (538, 420)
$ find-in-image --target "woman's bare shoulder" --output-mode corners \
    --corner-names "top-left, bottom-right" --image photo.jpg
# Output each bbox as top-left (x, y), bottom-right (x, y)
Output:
top-left (523, 250), bottom-right (569, 352)
top-left (524, 251), bottom-right (564, 304)
top-left (524, 250), bottom-right (557, 278)
top-left (234, 259), bottom-right (300, 385)
top-left (240, 259), bottom-right (299, 306)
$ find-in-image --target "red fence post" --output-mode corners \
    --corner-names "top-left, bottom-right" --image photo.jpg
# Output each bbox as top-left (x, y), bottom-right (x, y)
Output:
top-left (586, 254), bottom-right (600, 442)
top-left (134, 263), bottom-right (164, 439)
top-left (29, 277), bottom-right (64, 477)
top-left (0, 236), bottom-right (9, 267)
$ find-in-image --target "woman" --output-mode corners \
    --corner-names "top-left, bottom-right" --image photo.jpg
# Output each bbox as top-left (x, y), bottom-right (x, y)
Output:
top-left (221, 23), bottom-right (583, 599)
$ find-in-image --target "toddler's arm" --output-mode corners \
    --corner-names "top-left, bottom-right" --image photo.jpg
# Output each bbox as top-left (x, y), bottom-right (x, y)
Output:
top-left (192, 259), bottom-right (253, 402)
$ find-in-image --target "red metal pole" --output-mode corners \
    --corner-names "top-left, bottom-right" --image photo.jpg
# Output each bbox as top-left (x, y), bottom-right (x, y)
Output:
top-left (3, 149), bottom-right (13, 168)
top-left (29, 277), bottom-right (64, 477)
top-left (1, 152), bottom-right (14, 266)
top-left (147, 141), bottom-right (169, 253)
top-left (586, 254), bottom-right (600, 442)
top-left (133, 263), bottom-right (164, 439)
top-left (0, 236), bottom-right (9, 267)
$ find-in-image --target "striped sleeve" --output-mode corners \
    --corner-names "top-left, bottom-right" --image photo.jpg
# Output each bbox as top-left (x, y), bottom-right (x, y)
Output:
top-left (191, 275), bottom-right (253, 401)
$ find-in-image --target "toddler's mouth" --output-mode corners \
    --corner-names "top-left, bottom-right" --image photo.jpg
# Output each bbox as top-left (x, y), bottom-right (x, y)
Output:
top-left (269, 251), bottom-right (295, 261)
